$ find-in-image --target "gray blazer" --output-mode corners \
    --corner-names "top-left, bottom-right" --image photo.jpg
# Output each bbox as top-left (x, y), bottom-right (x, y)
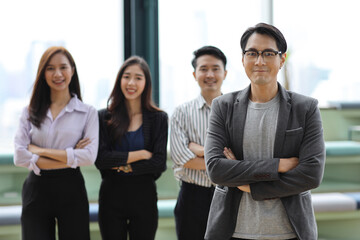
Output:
top-left (204, 83), bottom-right (325, 240)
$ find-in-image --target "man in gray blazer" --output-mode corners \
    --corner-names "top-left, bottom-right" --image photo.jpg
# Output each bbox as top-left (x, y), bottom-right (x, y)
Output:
top-left (204, 23), bottom-right (325, 240)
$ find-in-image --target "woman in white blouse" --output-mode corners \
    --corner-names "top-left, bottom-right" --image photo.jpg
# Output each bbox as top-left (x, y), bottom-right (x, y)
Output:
top-left (14, 46), bottom-right (99, 240)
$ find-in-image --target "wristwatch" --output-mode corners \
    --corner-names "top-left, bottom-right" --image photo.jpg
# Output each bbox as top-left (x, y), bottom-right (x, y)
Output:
top-left (123, 164), bottom-right (130, 172)
top-left (117, 164), bottom-right (131, 173)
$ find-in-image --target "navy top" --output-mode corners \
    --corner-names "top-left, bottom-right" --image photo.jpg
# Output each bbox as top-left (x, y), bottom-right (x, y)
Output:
top-left (113, 125), bottom-right (144, 176)
top-left (115, 125), bottom-right (144, 152)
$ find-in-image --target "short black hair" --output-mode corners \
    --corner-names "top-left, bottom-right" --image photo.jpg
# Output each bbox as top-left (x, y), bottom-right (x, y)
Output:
top-left (191, 46), bottom-right (227, 70)
top-left (240, 23), bottom-right (287, 54)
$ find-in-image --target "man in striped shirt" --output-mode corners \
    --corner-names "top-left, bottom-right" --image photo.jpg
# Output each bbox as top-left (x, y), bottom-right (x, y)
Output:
top-left (170, 46), bottom-right (228, 240)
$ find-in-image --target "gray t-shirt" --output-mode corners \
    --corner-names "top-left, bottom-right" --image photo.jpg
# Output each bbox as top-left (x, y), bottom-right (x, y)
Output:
top-left (232, 94), bottom-right (296, 240)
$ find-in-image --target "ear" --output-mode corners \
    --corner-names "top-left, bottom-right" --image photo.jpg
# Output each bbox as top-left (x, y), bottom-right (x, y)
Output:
top-left (280, 52), bottom-right (287, 69)
top-left (242, 55), bottom-right (245, 67)
top-left (223, 70), bottom-right (228, 79)
top-left (193, 71), bottom-right (197, 81)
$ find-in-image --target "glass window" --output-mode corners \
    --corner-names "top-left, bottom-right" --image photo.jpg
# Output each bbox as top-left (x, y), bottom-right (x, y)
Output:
top-left (274, 0), bottom-right (360, 106)
top-left (159, 0), bottom-right (264, 116)
top-left (0, 0), bottom-right (123, 152)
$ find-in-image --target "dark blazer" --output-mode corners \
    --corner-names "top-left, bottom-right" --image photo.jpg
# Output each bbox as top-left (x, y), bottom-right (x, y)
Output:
top-left (204, 83), bottom-right (325, 240)
top-left (95, 108), bottom-right (168, 179)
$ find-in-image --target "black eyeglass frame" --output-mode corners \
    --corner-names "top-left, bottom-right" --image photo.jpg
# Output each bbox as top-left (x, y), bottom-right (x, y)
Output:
top-left (243, 49), bottom-right (282, 58)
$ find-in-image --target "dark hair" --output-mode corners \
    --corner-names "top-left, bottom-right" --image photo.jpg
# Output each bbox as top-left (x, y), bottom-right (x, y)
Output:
top-left (28, 46), bottom-right (81, 128)
top-left (240, 23), bottom-right (287, 54)
top-left (191, 45), bottom-right (227, 70)
top-left (107, 56), bottom-right (160, 143)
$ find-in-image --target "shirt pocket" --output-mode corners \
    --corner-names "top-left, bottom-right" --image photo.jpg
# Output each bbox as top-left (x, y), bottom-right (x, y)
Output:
top-left (285, 127), bottom-right (303, 136)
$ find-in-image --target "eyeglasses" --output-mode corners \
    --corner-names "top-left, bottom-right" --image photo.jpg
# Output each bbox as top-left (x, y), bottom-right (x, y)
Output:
top-left (243, 49), bottom-right (282, 62)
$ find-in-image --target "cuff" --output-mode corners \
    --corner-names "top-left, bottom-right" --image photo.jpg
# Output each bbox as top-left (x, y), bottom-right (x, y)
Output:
top-left (66, 148), bottom-right (77, 168)
top-left (29, 154), bottom-right (41, 176)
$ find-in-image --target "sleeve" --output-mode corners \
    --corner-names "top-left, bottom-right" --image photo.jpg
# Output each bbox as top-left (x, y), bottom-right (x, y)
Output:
top-left (170, 106), bottom-right (197, 167)
top-left (131, 111), bottom-right (168, 176)
top-left (95, 109), bottom-right (129, 170)
top-left (205, 98), bottom-right (280, 187)
top-left (250, 99), bottom-right (326, 200)
top-left (66, 106), bottom-right (99, 167)
top-left (13, 107), bottom-right (41, 175)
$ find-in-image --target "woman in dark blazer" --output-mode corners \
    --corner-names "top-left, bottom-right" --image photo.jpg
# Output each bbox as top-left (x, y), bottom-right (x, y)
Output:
top-left (95, 56), bottom-right (168, 240)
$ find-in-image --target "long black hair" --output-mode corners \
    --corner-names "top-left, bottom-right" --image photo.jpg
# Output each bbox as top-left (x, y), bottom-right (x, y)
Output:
top-left (28, 46), bottom-right (81, 128)
top-left (107, 56), bottom-right (160, 143)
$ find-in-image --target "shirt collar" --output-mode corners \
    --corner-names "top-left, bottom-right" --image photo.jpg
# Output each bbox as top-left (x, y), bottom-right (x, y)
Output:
top-left (195, 95), bottom-right (210, 110)
top-left (64, 94), bottom-right (88, 113)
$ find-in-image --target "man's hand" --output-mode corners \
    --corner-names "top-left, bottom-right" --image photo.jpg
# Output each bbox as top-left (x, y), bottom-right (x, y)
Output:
top-left (223, 147), bottom-right (236, 160)
top-left (189, 142), bottom-right (204, 157)
top-left (237, 184), bottom-right (250, 193)
top-left (278, 157), bottom-right (299, 173)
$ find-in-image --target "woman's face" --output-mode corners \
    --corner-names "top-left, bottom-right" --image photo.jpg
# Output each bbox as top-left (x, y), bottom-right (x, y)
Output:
top-left (120, 64), bottom-right (146, 102)
top-left (44, 53), bottom-right (74, 94)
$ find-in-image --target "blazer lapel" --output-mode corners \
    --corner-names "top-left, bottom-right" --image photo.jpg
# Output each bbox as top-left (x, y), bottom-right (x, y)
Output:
top-left (232, 86), bottom-right (251, 160)
top-left (274, 84), bottom-right (291, 157)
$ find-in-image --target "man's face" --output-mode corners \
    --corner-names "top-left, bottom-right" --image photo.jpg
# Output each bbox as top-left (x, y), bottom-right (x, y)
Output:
top-left (193, 55), bottom-right (227, 94)
top-left (242, 33), bottom-right (286, 86)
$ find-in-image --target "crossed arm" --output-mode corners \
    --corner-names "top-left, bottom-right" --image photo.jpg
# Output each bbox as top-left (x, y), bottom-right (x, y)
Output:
top-left (223, 147), bottom-right (299, 192)
top-left (170, 107), bottom-right (207, 171)
top-left (206, 97), bottom-right (325, 200)
top-left (110, 150), bottom-right (153, 173)
top-left (183, 142), bottom-right (206, 170)
top-left (28, 138), bottom-right (92, 169)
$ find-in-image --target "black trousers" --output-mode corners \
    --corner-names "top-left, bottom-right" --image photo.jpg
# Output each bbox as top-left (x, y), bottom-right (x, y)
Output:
top-left (98, 172), bottom-right (158, 240)
top-left (174, 181), bottom-right (215, 240)
top-left (21, 168), bottom-right (90, 240)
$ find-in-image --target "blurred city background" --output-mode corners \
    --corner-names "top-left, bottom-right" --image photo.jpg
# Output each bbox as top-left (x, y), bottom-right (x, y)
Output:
top-left (2, 0), bottom-right (360, 154)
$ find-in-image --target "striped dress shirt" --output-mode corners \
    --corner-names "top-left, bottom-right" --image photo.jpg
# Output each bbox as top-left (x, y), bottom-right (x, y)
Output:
top-left (170, 95), bottom-right (213, 187)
